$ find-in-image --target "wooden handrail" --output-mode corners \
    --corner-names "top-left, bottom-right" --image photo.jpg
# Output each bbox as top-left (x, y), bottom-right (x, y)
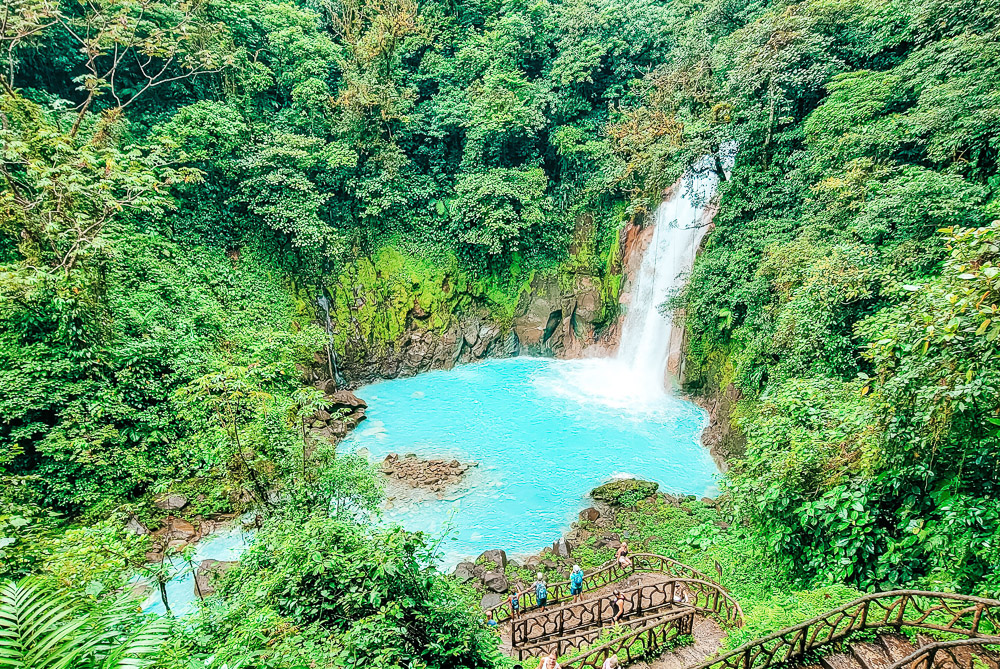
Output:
top-left (686, 591), bottom-right (1000, 669)
top-left (886, 636), bottom-right (1000, 669)
top-left (511, 576), bottom-right (742, 649)
top-left (489, 553), bottom-right (719, 623)
top-left (560, 607), bottom-right (696, 669)
top-left (516, 608), bottom-right (696, 660)
top-left (511, 578), bottom-right (742, 665)
top-left (512, 579), bottom-right (679, 647)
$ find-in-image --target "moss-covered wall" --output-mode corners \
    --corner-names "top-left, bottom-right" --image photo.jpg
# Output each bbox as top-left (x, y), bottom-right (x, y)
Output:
top-left (304, 214), bottom-right (628, 384)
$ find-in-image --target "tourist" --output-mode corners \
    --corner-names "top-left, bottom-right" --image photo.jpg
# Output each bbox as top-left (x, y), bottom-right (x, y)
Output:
top-left (509, 591), bottom-right (521, 619)
top-left (616, 541), bottom-right (632, 569)
top-left (540, 651), bottom-right (561, 669)
top-left (570, 565), bottom-right (585, 603)
top-left (609, 590), bottom-right (626, 623)
top-left (602, 655), bottom-right (620, 669)
top-left (533, 573), bottom-right (549, 611)
top-left (485, 610), bottom-right (498, 628)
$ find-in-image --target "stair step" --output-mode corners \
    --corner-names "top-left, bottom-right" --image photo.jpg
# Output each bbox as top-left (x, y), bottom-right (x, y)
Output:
top-left (972, 647), bottom-right (1000, 669)
top-left (850, 641), bottom-right (894, 669)
top-left (820, 652), bottom-right (865, 669)
top-left (672, 645), bottom-right (701, 664)
top-left (821, 652), bottom-right (866, 669)
top-left (915, 634), bottom-right (958, 669)
top-left (879, 634), bottom-right (919, 664)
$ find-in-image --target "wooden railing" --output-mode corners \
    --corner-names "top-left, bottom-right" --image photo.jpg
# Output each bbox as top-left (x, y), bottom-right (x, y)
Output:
top-left (688, 591), bottom-right (1000, 669)
top-left (512, 579), bottom-right (680, 647)
top-left (887, 636), bottom-right (1000, 669)
top-left (518, 609), bottom-right (696, 661)
top-left (490, 554), bottom-right (717, 623)
top-left (559, 609), bottom-right (696, 669)
top-left (513, 578), bottom-right (742, 664)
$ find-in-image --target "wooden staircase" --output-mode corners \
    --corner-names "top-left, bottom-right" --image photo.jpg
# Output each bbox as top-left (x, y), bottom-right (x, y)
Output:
top-left (497, 565), bottom-right (1000, 669)
top-left (811, 634), bottom-right (1000, 669)
top-left (684, 591), bottom-right (1000, 669)
top-left (493, 555), bottom-right (742, 667)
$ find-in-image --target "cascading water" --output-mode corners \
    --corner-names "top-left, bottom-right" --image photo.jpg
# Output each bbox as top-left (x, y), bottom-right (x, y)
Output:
top-left (616, 162), bottom-right (726, 391)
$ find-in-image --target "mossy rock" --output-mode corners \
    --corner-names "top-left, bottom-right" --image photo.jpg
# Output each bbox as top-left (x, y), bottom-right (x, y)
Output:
top-left (591, 479), bottom-right (659, 507)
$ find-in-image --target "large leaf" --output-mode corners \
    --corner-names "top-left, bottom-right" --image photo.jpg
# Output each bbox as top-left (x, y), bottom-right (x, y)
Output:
top-left (0, 579), bottom-right (168, 669)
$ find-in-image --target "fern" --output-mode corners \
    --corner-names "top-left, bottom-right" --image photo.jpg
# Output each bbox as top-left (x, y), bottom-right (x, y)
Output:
top-left (0, 579), bottom-right (168, 669)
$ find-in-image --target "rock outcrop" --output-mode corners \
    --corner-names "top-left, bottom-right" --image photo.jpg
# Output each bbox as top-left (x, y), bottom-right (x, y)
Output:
top-left (482, 571), bottom-right (509, 593)
top-left (513, 272), bottom-right (609, 358)
top-left (153, 494), bottom-right (188, 511)
top-left (478, 549), bottom-right (508, 570)
top-left (305, 388), bottom-right (368, 442)
top-left (453, 562), bottom-right (479, 584)
top-left (591, 478), bottom-right (659, 506)
top-left (380, 453), bottom-right (476, 492)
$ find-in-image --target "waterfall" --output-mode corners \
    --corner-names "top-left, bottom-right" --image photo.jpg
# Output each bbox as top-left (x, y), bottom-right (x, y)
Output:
top-left (616, 159), bottom-right (728, 392)
top-left (317, 293), bottom-right (347, 388)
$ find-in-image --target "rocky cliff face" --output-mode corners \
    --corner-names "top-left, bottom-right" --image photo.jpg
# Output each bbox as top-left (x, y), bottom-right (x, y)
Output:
top-left (303, 218), bottom-right (635, 388)
top-left (510, 214), bottom-right (659, 359)
top-left (300, 247), bottom-right (519, 388)
top-left (330, 313), bottom-right (517, 386)
top-left (512, 272), bottom-right (606, 358)
top-left (301, 210), bottom-right (674, 393)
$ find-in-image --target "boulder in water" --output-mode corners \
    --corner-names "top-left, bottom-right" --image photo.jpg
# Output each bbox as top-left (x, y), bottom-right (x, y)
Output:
top-left (167, 517), bottom-right (197, 541)
top-left (327, 390), bottom-right (367, 410)
top-left (579, 507), bottom-right (601, 522)
top-left (166, 539), bottom-right (189, 551)
top-left (591, 479), bottom-right (659, 507)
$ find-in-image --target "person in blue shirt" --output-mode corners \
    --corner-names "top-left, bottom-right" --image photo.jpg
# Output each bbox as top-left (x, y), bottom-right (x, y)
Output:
top-left (485, 610), bottom-right (498, 628)
top-left (509, 591), bottom-right (521, 619)
top-left (532, 573), bottom-right (548, 611)
top-left (569, 565), bottom-right (585, 603)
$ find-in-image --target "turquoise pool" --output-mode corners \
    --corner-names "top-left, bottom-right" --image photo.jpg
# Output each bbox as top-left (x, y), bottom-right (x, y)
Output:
top-left (341, 356), bottom-right (718, 566)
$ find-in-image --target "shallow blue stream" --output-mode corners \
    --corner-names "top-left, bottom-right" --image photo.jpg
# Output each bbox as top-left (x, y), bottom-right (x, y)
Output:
top-left (341, 357), bottom-right (718, 566)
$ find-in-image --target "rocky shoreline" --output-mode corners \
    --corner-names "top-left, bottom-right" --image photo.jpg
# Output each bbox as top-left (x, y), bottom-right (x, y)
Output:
top-left (305, 386), bottom-right (369, 441)
top-left (450, 479), bottom-right (716, 610)
top-left (687, 388), bottom-right (742, 473)
top-left (451, 500), bottom-right (620, 610)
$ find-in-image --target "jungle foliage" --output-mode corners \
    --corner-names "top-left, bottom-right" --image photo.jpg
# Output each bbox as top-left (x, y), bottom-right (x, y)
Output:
top-left (661, 0), bottom-right (1000, 596)
top-left (1, 0), bottom-right (999, 664)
